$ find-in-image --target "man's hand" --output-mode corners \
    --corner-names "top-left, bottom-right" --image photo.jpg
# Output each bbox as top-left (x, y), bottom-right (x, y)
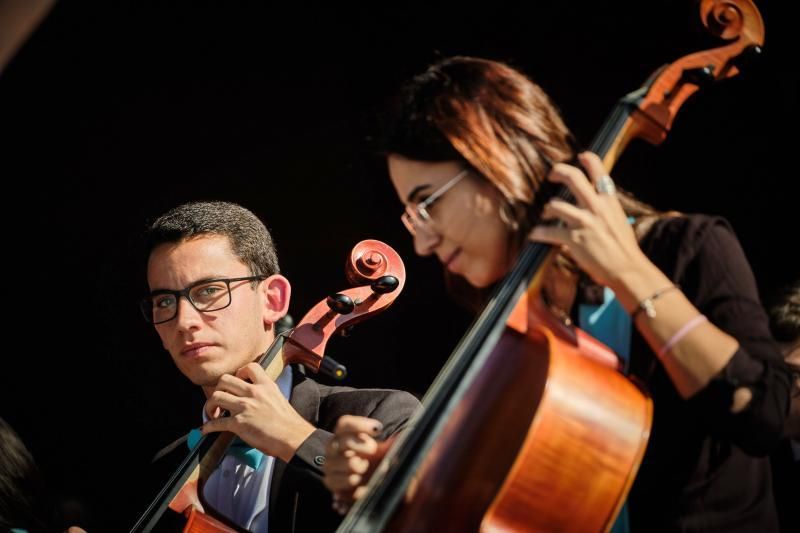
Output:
top-left (201, 363), bottom-right (315, 462)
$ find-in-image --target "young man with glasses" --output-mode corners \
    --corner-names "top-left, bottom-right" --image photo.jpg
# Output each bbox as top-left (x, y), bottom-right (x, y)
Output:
top-left (140, 201), bottom-right (419, 532)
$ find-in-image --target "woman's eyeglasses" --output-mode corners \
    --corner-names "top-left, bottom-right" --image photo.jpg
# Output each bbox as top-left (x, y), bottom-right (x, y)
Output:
top-left (400, 169), bottom-right (469, 236)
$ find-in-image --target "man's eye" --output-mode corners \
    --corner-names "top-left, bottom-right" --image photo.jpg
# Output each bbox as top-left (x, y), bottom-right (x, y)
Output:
top-left (192, 283), bottom-right (227, 302)
top-left (155, 295), bottom-right (176, 309)
top-left (198, 285), bottom-right (223, 296)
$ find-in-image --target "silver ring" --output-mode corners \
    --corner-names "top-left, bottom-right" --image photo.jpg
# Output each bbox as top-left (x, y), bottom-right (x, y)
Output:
top-left (595, 175), bottom-right (616, 195)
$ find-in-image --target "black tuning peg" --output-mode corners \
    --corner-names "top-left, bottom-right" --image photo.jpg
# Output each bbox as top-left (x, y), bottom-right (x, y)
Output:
top-left (681, 64), bottom-right (716, 87)
top-left (326, 293), bottom-right (355, 315)
top-left (732, 44), bottom-right (762, 71)
top-left (319, 356), bottom-right (348, 381)
top-left (371, 275), bottom-right (399, 294)
top-left (275, 314), bottom-right (294, 334)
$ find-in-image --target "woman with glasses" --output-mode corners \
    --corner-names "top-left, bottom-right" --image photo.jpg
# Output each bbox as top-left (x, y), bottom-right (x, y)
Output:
top-left (324, 56), bottom-right (792, 532)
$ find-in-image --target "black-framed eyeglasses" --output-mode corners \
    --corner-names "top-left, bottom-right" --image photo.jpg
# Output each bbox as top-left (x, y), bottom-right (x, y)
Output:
top-left (140, 275), bottom-right (268, 325)
top-left (400, 168), bottom-right (469, 237)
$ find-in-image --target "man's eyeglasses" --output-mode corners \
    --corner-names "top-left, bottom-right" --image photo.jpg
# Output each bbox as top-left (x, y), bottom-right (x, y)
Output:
top-left (400, 168), bottom-right (469, 236)
top-left (140, 275), bottom-right (268, 325)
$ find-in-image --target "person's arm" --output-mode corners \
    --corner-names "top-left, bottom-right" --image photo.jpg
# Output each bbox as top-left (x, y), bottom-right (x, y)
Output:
top-left (530, 152), bottom-right (791, 454)
top-left (622, 218), bottom-right (791, 454)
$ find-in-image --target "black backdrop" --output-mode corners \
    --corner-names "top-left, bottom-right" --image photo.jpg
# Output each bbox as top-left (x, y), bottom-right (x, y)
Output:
top-left (0, 1), bottom-right (796, 529)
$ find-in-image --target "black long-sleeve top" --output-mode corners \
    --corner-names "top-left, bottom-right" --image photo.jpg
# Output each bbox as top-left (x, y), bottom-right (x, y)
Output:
top-left (624, 215), bottom-right (791, 533)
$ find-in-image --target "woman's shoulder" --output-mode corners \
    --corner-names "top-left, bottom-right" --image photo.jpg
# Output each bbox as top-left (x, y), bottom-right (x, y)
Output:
top-left (640, 213), bottom-right (752, 287)
top-left (641, 213), bottom-right (739, 257)
top-left (644, 212), bottom-right (732, 241)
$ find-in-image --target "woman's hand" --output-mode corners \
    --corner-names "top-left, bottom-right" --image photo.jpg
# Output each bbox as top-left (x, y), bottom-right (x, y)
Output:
top-left (324, 415), bottom-right (385, 515)
top-left (529, 151), bottom-right (650, 289)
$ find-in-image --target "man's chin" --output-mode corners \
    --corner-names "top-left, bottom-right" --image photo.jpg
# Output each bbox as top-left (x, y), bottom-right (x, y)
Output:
top-left (183, 364), bottom-right (225, 388)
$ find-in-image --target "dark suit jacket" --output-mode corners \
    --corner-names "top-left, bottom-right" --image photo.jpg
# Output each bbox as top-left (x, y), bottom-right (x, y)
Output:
top-left (147, 367), bottom-right (420, 533)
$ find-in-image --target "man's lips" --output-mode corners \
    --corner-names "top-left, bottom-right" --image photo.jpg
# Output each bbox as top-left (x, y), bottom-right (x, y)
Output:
top-left (181, 342), bottom-right (216, 356)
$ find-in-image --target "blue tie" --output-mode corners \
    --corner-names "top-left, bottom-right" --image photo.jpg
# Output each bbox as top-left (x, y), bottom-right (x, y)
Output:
top-left (187, 428), bottom-right (265, 470)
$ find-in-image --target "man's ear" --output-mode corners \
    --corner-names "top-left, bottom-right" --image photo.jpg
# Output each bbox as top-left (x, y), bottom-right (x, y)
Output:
top-left (261, 274), bottom-right (291, 326)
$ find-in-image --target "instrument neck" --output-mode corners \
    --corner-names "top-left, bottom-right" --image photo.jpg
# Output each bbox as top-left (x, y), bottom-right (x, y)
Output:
top-left (258, 333), bottom-right (288, 381)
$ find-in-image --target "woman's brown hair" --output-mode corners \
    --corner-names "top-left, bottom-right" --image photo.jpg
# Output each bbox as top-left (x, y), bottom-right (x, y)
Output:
top-left (384, 56), bottom-right (576, 241)
top-left (382, 56), bottom-right (659, 307)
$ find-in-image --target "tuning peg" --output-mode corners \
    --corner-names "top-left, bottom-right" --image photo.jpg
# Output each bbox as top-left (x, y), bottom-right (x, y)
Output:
top-left (319, 356), bottom-right (348, 381)
top-left (732, 44), bottom-right (762, 71)
top-left (275, 314), bottom-right (294, 334)
top-left (327, 293), bottom-right (355, 315)
top-left (371, 275), bottom-right (399, 294)
top-left (681, 64), bottom-right (716, 87)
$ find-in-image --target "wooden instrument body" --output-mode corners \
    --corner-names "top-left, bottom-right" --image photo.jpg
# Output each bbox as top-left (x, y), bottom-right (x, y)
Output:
top-left (385, 287), bottom-right (652, 533)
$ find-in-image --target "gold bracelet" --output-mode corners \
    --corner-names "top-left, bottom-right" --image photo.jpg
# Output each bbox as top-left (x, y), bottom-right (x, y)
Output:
top-left (632, 284), bottom-right (679, 320)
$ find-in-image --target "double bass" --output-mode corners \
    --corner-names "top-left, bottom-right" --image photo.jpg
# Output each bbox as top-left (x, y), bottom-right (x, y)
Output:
top-left (129, 240), bottom-right (406, 532)
top-left (337, 1), bottom-right (765, 531)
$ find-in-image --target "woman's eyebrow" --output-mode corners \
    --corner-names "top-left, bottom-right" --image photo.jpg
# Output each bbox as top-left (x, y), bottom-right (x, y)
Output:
top-left (406, 183), bottom-right (431, 203)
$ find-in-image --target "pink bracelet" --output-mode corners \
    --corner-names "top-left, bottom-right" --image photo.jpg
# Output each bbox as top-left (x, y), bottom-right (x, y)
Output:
top-left (657, 314), bottom-right (709, 358)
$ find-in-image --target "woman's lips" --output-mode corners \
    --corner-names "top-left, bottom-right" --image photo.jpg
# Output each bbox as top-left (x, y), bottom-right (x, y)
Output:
top-left (444, 248), bottom-right (462, 271)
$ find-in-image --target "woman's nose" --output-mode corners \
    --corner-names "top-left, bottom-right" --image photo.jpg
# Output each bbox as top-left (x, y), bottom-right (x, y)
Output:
top-left (413, 228), bottom-right (441, 256)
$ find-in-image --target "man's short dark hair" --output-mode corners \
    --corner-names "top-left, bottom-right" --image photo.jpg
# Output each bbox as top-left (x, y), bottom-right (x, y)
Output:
top-left (145, 201), bottom-right (280, 277)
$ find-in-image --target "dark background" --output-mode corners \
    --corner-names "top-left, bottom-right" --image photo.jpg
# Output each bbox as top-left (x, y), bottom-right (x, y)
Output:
top-left (0, 1), bottom-right (796, 530)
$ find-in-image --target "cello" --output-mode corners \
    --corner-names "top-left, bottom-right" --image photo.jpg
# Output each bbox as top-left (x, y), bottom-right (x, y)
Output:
top-left (337, 1), bottom-right (765, 531)
top-left (129, 240), bottom-right (406, 532)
